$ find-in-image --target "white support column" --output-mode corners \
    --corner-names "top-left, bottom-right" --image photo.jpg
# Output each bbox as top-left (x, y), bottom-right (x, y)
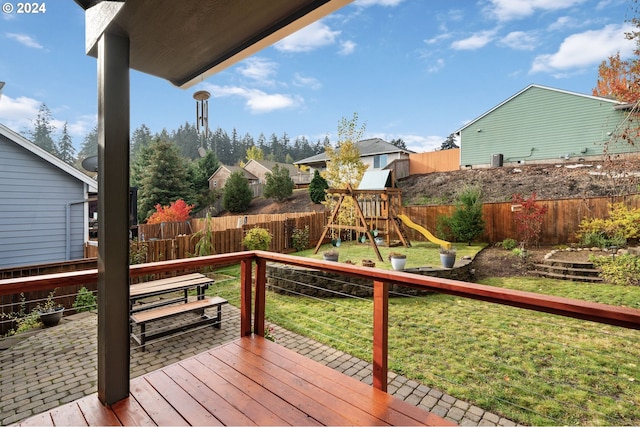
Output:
top-left (97, 30), bottom-right (130, 405)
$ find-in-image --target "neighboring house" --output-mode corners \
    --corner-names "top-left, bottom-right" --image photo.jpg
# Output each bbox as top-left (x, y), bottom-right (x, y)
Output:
top-left (208, 165), bottom-right (258, 191)
top-left (0, 123), bottom-right (97, 268)
top-left (457, 84), bottom-right (627, 168)
top-left (243, 159), bottom-right (310, 186)
top-left (294, 138), bottom-right (414, 177)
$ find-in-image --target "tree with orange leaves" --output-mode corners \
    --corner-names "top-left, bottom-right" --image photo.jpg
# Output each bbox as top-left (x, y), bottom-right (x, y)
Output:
top-left (592, 52), bottom-right (640, 103)
top-left (147, 199), bottom-right (194, 224)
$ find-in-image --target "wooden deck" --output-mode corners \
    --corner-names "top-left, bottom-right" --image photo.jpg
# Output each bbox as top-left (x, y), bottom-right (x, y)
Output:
top-left (17, 336), bottom-right (451, 426)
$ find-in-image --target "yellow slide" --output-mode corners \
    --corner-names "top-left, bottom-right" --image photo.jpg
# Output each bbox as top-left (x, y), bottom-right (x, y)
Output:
top-left (397, 214), bottom-right (452, 250)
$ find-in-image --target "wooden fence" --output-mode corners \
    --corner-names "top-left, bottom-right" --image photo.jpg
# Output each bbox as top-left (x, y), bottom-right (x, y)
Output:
top-left (409, 149), bottom-right (460, 175)
top-left (402, 194), bottom-right (640, 245)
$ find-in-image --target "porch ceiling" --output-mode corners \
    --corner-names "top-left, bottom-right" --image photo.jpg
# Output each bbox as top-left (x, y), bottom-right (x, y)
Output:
top-left (73, 0), bottom-right (352, 88)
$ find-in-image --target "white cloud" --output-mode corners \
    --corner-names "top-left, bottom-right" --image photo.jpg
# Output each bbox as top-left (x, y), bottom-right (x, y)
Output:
top-left (0, 94), bottom-right (40, 130)
top-left (293, 73), bottom-right (322, 90)
top-left (339, 40), bottom-right (357, 55)
top-left (424, 33), bottom-right (452, 45)
top-left (485, 0), bottom-right (586, 22)
top-left (530, 23), bottom-right (634, 74)
top-left (275, 21), bottom-right (341, 53)
top-left (499, 31), bottom-right (537, 50)
top-left (427, 58), bottom-right (445, 73)
top-left (451, 30), bottom-right (497, 50)
top-left (238, 57), bottom-right (278, 86)
top-left (6, 32), bottom-right (44, 49)
top-left (368, 132), bottom-right (442, 152)
top-left (206, 84), bottom-right (301, 114)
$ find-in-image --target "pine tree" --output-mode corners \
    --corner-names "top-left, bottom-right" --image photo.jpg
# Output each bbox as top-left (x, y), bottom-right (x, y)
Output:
top-left (309, 169), bottom-right (329, 203)
top-left (223, 171), bottom-right (252, 213)
top-left (137, 139), bottom-right (193, 222)
top-left (57, 122), bottom-right (76, 165)
top-left (131, 124), bottom-right (153, 163)
top-left (447, 185), bottom-right (484, 245)
top-left (439, 133), bottom-right (459, 150)
top-left (30, 103), bottom-right (57, 155)
top-left (263, 164), bottom-right (294, 202)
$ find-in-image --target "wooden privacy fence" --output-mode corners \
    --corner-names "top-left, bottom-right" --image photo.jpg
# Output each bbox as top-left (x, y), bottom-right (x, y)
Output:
top-left (114, 211), bottom-right (329, 263)
top-left (402, 194), bottom-right (640, 245)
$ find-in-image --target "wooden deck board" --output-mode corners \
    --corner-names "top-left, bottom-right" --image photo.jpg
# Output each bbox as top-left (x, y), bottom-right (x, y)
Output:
top-left (17, 336), bottom-right (452, 426)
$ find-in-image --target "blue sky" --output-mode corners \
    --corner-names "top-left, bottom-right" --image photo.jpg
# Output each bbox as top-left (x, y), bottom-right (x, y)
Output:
top-left (0, 0), bottom-right (635, 154)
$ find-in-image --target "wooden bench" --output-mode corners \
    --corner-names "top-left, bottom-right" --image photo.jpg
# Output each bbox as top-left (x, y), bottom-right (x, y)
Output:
top-left (130, 296), bottom-right (228, 350)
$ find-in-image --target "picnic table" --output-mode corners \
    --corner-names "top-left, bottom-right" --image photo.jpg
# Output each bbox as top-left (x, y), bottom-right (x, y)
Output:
top-left (129, 273), bottom-right (228, 350)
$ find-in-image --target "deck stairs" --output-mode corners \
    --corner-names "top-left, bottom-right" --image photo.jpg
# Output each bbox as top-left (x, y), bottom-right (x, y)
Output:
top-left (532, 258), bottom-right (603, 282)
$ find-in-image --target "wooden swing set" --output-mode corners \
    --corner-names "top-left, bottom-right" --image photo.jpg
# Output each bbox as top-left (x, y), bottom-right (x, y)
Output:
top-left (313, 184), bottom-right (410, 262)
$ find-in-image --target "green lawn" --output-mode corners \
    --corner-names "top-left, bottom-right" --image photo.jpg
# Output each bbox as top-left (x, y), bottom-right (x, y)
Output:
top-left (208, 244), bottom-right (640, 426)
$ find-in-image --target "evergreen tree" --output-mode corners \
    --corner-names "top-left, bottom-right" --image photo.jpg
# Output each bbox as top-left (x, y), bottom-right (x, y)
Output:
top-left (439, 133), bottom-right (459, 150)
top-left (188, 149), bottom-right (220, 209)
top-left (390, 138), bottom-right (407, 150)
top-left (223, 171), bottom-right (252, 213)
top-left (57, 122), bottom-right (76, 165)
top-left (309, 169), bottom-right (329, 203)
top-left (263, 164), bottom-right (294, 202)
top-left (172, 121), bottom-right (200, 159)
top-left (75, 125), bottom-right (98, 171)
top-left (30, 103), bottom-right (57, 155)
top-left (447, 185), bottom-right (484, 245)
top-left (130, 124), bottom-right (152, 163)
top-left (137, 139), bottom-right (193, 221)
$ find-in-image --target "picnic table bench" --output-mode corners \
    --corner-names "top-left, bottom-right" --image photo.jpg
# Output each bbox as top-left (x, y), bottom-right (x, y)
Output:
top-left (129, 273), bottom-right (228, 350)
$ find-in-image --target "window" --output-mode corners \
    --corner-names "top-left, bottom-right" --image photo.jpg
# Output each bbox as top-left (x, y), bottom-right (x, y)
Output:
top-left (373, 154), bottom-right (388, 169)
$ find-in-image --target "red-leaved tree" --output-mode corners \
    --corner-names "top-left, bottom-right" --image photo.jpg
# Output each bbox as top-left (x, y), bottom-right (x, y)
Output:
top-left (512, 192), bottom-right (548, 248)
top-left (146, 199), bottom-right (194, 224)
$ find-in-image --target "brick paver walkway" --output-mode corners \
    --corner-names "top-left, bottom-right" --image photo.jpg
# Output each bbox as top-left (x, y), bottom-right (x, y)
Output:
top-left (0, 308), bottom-right (515, 426)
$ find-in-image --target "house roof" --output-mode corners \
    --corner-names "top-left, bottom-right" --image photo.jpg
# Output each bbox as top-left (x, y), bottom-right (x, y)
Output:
top-left (0, 123), bottom-right (98, 192)
top-left (246, 159), bottom-right (307, 177)
top-left (294, 138), bottom-right (413, 165)
top-left (456, 84), bottom-right (624, 134)
top-left (210, 164), bottom-right (258, 181)
top-left (74, 0), bottom-right (353, 89)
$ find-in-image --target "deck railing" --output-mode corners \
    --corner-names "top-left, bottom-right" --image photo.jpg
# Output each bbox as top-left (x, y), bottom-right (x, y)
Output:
top-left (1, 251), bottom-right (639, 424)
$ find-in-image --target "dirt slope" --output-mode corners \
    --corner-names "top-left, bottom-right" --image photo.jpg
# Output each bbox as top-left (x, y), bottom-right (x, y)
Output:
top-left (398, 161), bottom-right (639, 205)
top-left (227, 160), bottom-right (639, 216)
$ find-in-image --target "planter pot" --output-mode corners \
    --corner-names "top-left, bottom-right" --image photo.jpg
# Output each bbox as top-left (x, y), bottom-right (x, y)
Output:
top-left (323, 253), bottom-right (339, 262)
top-left (440, 253), bottom-right (456, 268)
top-left (390, 257), bottom-right (406, 270)
top-left (39, 307), bottom-right (64, 327)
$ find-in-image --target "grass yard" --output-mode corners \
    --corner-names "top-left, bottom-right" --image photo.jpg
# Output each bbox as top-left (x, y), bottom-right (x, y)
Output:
top-left (207, 244), bottom-right (640, 426)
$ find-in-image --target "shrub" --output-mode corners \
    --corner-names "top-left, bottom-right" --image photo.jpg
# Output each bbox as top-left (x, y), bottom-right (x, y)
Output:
top-left (499, 238), bottom-right (518, 250)
top-left (243, 227), bottom-right (271, 251)
top-left (73, 287), bottom-right (97, 313)
top-left (192, 212), bottom-right (215, 257)
top-left (591, 254), bottom-right (640, 286)
top-left (512, 192), bottom-right (548, 248)
top-left (263, 165), bottom-right (294, 202)
top-left (577, 202), bottom-right (640, 244)
top-left (292, 226), bottom-right (310, 252)
top-left (448, 185), bottom-right (484, 245)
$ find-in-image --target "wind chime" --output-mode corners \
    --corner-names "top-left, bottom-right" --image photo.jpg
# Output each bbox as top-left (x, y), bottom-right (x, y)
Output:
top-left (193, 90), bottom-right (210, 157)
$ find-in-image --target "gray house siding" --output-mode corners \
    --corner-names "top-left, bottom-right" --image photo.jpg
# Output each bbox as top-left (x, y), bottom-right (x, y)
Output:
top-left (0, 133), bottom-right (89, 268)
top-left (460, 85), bottom-right (625, 167)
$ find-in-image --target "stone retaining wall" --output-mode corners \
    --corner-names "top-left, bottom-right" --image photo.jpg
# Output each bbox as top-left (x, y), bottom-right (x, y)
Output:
top-left (266, 257), bottom-right (473, 298)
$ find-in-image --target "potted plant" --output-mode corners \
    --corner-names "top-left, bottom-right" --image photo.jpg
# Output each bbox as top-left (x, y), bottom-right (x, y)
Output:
top-left (323, 249), bottom-right (339, 262)
top-left (439, 246), bottom-right (457, 268)
top-left (388, 252), bottom-right (407, 270)
top-left (37, 289), bottom-right (64, 327)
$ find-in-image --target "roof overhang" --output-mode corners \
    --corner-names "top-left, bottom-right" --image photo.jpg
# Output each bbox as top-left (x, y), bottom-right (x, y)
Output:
top-left (74, 0), bottom-right (353, 89)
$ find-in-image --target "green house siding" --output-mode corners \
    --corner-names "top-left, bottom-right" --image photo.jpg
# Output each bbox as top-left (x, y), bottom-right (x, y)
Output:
top-left (460, 86), bottom-right (625, 167)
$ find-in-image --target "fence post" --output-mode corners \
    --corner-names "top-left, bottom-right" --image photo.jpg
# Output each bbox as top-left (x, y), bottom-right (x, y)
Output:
top-left (240, 259), bottom-right (252, 336)
top-left (373, 280), bottom-right (388, 391)
top-left (254, 257), bottom-right (267, 337)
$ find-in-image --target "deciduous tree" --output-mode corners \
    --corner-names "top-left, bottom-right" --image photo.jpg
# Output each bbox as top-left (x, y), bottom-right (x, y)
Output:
top-left (147, 199), bottom-right (194, 224)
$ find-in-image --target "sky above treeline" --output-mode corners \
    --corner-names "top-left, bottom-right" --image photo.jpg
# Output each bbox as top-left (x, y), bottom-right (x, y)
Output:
top-left (0, 0), bottom-right (634, 154)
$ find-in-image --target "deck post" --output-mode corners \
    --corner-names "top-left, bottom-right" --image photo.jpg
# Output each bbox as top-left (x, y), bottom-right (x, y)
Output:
top-left (254, 257), bottom-right (267, 336)
top-left (96, 31), bottom-right (130, 404)
top-left (240, 259), bottom-right (252, 336)
top-left (373, 280), bottom-right (388, 391)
